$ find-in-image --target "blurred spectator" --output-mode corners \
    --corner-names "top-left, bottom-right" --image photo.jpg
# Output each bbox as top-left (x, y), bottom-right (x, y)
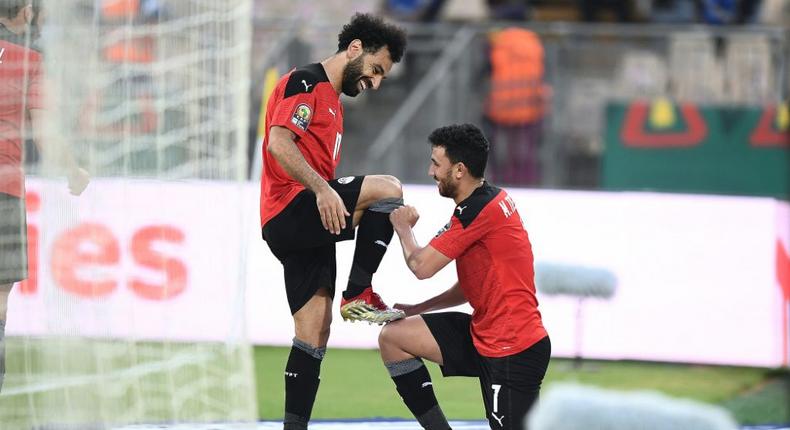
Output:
top-left (101, 0), bottom-right (164, 63)
top-left (440, 0), bottom-right (490, 21)
top-left (139, 0), bottom-right (165, 21)
top-left (488, 0), bottom-right (530, 20)
top-left (381, 0), bottom-right (446, 22)
top-left (382, 0), bottom-right (496, 27)
top-left (578, 0), bottom-right (634, 22)
top-left (484, 28), bottom-right (549, 186)
top-left (649, 0), bottom-right (697, 23)
top-left (101, 0), bottom-right (166, 24)
top-left (758, 0), bottom-right (789, 26)
top-left (698, 0), bottom-right (761, 25)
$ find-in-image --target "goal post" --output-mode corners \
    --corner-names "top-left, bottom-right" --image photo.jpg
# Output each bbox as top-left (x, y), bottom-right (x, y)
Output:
top-left (0, 0), bottom-right (257, 428)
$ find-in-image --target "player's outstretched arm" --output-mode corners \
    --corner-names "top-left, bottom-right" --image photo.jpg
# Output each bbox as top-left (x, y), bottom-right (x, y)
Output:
top-left (390, 206), bottom-right (451, 279)
top-left (29, 109), bottom-right (90, 195)
top-left (393, 282), bottom-right (467, 317)
top-left (268, 125), bottom-right (349, 234)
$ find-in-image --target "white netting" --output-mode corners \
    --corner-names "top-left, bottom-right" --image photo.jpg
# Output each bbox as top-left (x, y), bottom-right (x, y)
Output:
top-left (41, 0), bottom-right (251, 180)
top-left (1, 0), bottom-right (256, 428)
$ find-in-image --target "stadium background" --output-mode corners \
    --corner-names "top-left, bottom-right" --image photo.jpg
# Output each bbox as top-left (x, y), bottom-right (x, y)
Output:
top-left (1, 0), bottom-right (788, 429)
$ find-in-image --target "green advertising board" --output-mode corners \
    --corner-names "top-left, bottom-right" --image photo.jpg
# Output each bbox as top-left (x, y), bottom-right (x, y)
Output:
top-left (603, 100), bottom-right (789, 200)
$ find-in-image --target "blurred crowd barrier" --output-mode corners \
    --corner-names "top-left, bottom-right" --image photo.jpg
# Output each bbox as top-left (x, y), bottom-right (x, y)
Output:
top-left (20, 2), bottom-right (785, 197)
top-left (249, 17), bottom-right (788, 198)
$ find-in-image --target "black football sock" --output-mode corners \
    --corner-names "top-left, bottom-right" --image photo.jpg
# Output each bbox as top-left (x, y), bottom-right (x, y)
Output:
top-left (343, 199), bottom-right (401, 300)
top-left (284, 338), bottom-right (325, 430)
top-left (386, 358), bottom-right (450, 430)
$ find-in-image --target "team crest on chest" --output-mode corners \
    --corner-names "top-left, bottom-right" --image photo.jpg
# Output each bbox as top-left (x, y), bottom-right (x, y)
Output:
top-left (291, 104), bottom-right (312, 131)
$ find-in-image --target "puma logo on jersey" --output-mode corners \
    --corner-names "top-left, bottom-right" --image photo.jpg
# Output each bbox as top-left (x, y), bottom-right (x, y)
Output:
top-left (456, 205), bottom-right (468, 215)
top-left (491, 412), bottom-right (505, 427)
top-left (301, 80), bottom-right (312, 91)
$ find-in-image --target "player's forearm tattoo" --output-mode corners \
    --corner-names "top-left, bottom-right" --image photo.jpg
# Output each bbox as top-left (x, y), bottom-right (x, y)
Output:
top-left (273, 137), bottom-right (327, 192)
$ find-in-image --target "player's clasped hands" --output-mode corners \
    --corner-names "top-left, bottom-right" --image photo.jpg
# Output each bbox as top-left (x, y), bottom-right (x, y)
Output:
top-left (316, 185), bottom-right (349, 235)
top-left (389, 205), bottom-right (419, 229)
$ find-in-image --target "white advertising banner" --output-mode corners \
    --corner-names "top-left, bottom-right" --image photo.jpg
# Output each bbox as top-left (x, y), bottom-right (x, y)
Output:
top-left (8, 179), bottom-right (249, 343)
top-left (9, 179), bottom-right (790, 367)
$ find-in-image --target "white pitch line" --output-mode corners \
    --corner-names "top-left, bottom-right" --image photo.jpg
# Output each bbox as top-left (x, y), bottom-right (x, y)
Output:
top-left (112, 424), bottom-right (790, 430)
top-left (114, 422), bottom-right (492, 430)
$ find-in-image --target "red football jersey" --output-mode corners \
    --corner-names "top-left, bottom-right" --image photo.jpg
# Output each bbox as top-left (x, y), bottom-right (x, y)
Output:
top-left (260, 63), bottom-right (344, 227)
top-left (429, 183), bottom-right (547, 357)
top-left (0, 37), bottom-right (43, 198)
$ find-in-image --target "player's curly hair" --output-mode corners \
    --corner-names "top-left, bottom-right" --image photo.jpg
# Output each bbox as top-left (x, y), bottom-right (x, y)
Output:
top-left (429, 124), bottom-right (490, 179)
top-left (337, 13), bottom-right (407, 63)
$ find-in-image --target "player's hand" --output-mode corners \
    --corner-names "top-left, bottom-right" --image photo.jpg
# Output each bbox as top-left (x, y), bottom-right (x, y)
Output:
top-left (67, 167), bottom-right (90, 196)
top-left (389, 205), bottom-right (419, 230)
top-left (393, 303), bottom-right (423, 317)
top-left (315, 186), bottom-right (349, 235)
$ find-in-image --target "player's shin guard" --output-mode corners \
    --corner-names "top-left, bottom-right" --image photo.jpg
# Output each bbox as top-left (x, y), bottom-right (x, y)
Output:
top-left (386, 358), bottom-right (451, 430)
top-left (344, 202), bottom-right (400, 299)
top-left (284, 338), bottom-right (325, 430)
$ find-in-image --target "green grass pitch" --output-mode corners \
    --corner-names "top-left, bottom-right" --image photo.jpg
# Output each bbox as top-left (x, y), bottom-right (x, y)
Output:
top-left (0, 338), bottom-right (787, 427)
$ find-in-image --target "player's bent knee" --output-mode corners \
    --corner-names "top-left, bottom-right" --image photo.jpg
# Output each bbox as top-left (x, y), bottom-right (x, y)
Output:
top-left (383, 175), bottom-right (403, 198)
top-left (365, 175), bottom-right (403, 200)
top-left (380, 174), bottom-right (402, 190)
top-left (378, 319), bottom-right (405, 348)
top-left (378, 325), bottom-right (391, 349)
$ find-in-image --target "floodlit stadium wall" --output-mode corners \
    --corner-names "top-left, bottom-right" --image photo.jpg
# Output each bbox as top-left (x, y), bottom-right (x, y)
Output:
top-left (10, 179), bottom-right (790, 368)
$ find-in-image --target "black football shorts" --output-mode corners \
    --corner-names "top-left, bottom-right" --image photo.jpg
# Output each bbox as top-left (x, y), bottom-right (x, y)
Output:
top-left (262, 175), bottom-right (364, 314)
top-left (422, 312), bottom-right (551, 430)
top-left (0, 192), bottom-right (28, 286)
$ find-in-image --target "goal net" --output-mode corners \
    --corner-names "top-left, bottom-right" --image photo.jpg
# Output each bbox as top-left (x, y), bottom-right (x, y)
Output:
top-left (1, 0), bottom-right (256, 428)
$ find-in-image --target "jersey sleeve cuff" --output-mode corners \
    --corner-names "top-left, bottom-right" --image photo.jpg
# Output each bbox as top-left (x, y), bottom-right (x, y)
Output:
top-left (269, 120), bottom-right (307, 140)
top-left (429, 240), bottom-right (458, 260)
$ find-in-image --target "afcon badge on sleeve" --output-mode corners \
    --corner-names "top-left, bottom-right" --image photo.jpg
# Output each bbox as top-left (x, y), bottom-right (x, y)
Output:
top-left (291, 103), bottom-right (312, 131)
top-left (435, 220), bottom-right (452, 238)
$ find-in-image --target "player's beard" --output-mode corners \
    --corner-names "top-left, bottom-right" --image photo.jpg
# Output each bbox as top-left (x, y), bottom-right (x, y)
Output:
top-left (435, 171), bottom-right (457, 199)
top-left (341, 55), bottom-right (370, 97)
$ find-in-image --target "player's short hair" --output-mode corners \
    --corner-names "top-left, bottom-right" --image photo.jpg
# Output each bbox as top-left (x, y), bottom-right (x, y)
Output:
top-left (429, 124), bottom-right (489, 179)
top-left (337, 13), bottom-right (407, 63)
top-left (0, 0), bottom-right (30, 20)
